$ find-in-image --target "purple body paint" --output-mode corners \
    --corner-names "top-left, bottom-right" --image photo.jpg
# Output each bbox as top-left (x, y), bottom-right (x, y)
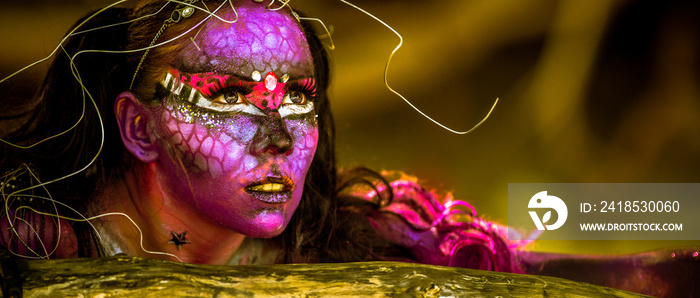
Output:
top-left (147, 3), bottom-right (318, 238)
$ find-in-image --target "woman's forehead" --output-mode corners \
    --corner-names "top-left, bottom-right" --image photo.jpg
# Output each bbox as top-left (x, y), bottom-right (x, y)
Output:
top-left (173, 2), bottom-right (314, 79)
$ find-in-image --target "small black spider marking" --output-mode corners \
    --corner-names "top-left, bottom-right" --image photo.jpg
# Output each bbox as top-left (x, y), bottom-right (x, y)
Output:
top-left (168, 231), bottom-right (190, 251)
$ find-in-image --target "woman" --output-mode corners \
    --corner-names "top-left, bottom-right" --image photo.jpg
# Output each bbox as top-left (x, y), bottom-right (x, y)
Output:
top-left (0, 1), bottom-right (696, 296)
top-left (0, 0), bottom-right (517, 269)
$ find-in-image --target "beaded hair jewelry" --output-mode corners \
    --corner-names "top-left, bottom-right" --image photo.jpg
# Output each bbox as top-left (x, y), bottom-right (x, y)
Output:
top-left (129, 0), bottom-right (199, 90)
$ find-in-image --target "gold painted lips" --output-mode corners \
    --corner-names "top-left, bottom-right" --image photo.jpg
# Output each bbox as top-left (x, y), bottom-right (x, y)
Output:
top-left (246, 183), bottom-right (286, 192)
top-left (245, 178), bottom-right (294, 204)
top-left (245, 177), bottom-right (293, 193)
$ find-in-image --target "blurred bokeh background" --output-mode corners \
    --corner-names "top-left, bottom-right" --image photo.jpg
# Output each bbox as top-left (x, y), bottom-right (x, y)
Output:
top-left (2, 0), bottom-right (700, 255)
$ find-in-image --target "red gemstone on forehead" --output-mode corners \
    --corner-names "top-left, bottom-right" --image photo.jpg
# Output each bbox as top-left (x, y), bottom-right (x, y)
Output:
top-left (264, 72), bottom-right (277, 92)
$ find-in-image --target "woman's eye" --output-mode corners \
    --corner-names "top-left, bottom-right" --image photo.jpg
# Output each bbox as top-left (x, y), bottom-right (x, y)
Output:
top-left (283, 91), bottom-right (308, 105)
top-left (212, 91), bottom-right (246, 104)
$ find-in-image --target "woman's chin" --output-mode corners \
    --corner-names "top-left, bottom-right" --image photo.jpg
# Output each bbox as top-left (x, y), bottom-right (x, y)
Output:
top-left (243, 209), bottom-right (289, 238)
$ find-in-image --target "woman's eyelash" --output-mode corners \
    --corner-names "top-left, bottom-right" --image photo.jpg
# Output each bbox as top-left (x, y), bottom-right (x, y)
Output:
top-left (288, 79), bottom-right (317, 99)
top-left (194, 78), bottom-right (317, 103)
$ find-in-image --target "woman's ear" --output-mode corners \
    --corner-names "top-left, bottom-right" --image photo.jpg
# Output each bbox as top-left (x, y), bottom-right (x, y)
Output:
top-left (114, 92), bottom-right (159, 163)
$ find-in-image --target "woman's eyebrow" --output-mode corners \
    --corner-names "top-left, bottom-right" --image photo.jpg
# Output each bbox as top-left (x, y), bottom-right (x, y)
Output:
top-left (192, 73), bottom-right (316, 85)
top-left (177, 72), bottom-right (252, 90)
top-left (170, 61), bottom-right (252, 81)
top-left (185, 72), bottom-right (248, 82)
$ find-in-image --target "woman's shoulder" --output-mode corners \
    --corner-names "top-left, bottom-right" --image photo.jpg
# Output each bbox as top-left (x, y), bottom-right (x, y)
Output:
top-left (1, 208), bottom-right (79, 259)
top-left (1, 164), bottom-right (79, 259)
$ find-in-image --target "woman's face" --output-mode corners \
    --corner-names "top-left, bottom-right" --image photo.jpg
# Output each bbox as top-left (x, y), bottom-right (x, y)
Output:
top-left (146, 3), bottom-right (318, 237)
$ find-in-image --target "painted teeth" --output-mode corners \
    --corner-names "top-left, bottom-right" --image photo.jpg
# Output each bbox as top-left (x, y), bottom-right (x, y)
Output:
top-left (248, 183), bottom-right (286, 192)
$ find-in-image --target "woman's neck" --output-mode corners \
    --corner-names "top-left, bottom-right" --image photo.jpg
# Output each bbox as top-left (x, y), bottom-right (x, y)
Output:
top-left (90, 163), bottom-right (247, 265)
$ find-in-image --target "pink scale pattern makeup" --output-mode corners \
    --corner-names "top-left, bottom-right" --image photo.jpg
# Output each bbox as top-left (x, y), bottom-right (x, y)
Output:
top-left (176, 5), bottom-right (313, 79)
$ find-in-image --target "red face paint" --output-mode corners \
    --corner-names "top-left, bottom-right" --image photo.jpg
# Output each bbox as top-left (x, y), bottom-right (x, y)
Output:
top-left (147, 3), bottom-right (318, 238)
top-left (162, 69), bottom-right (315, 115)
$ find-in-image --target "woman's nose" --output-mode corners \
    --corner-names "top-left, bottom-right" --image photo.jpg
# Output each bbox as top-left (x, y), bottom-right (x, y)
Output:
top-left (249, 116), bottom-right (293, 156)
